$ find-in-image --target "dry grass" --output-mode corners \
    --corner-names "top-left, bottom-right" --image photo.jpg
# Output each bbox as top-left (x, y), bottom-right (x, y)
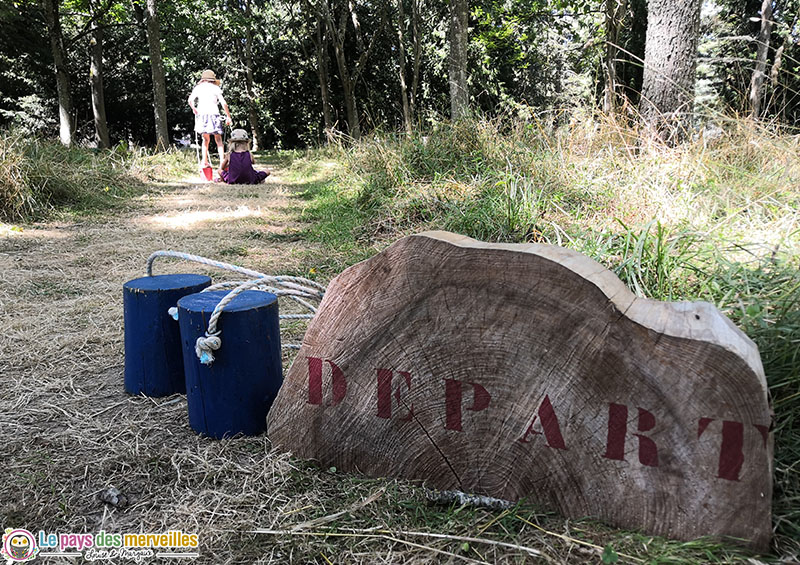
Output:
top-left (0, 161), bottom-right (780, 564)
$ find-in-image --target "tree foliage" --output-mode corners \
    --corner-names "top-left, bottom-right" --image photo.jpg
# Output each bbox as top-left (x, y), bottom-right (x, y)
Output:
top-left (1, 0), bottom-right (799, 148)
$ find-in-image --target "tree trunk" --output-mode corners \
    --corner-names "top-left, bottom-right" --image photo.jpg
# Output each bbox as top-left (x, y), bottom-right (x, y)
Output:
top-left (748, 0), bottom-right (774, 120)
top-left (770, 43), bottom-right (784, 89)
top-left (311, 2), bottom-right (334, 136)
top-left (323, 0), bottom-right (360, 140)
top-left (603, 0), bottom-right (628, 113)
top-left (639, 0), bottom-right (702, 141)
top-left (300, 0), bottom-right (334, 139)
top-left (321, 0), bottom-right (385, 140)
top-left (316, 28), bottom-right (334, 136)
top-left (89, 10), bottom-right (110, 149)
top-left (144, 0), bottom-right (169, 150)
top-left (409, 0), bottom-right (421, 121)
top-left (448, 0), bottom-right (469, 120)
top-left (396, 0), bottom-right (412, 134)
top-left (42, 0), bottom-right (73, 146)
top-left (242, 0), bottom-right (262, 150)
top-left (341, 73), bottom-right (360, 140)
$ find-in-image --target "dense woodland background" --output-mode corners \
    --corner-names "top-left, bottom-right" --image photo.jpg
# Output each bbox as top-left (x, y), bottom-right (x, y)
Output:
top-left (2, 0), bottom-right (800, 148)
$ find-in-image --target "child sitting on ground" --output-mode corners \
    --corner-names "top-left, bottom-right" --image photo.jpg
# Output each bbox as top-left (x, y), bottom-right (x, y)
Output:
top-left (217, 129), bottom-right (270, 184)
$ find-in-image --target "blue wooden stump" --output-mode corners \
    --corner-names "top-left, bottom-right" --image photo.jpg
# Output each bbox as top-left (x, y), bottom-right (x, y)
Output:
top-left (178, 290), bottom-right (283, 439)
top-left (123, 274), bottom-right (212, 397)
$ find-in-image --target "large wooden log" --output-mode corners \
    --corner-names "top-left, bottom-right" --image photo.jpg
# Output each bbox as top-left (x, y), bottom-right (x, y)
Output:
top-left (268, 231), bottom-right (773, 550)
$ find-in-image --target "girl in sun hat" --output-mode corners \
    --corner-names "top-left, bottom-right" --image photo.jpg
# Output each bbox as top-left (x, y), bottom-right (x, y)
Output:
top-left (217, 128), bottom-right (270, 184)
top-left (187, 69), bottom-right (233, 167)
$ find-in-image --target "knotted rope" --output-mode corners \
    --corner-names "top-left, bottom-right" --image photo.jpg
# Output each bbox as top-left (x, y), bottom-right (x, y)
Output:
top-left (147, 250), bottom-right (325, 365)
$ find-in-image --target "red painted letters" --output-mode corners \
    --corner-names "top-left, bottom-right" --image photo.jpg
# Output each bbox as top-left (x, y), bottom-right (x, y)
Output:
top-left (303, 358), bottom-right (769, 482)
top-left (519, 395), bottom-right (568, 449)
top-left (698, 418), bottom-right (769, 481)
top-left (376, 369), bottom-right (413, 421)
top-left (444, 378), bottom-right (491, 431)
top-left (306, 357), bottom-right (347, 406)
top-left (603, 404), bottom-right (659, 467)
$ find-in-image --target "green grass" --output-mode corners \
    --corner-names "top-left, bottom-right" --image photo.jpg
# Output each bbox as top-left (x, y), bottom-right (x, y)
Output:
top-left (287, 116), bottom-right (800, 559)
top-left (0, 130), bottom-right (196, 220)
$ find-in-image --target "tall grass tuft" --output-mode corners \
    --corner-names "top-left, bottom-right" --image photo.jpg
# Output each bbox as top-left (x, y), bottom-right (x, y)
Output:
top-left (586, 222), bottom-right (800, 551)
top-left (0, 130), bottom-right (196, 220)
top-left (316, 114), bottom-right (799, 249)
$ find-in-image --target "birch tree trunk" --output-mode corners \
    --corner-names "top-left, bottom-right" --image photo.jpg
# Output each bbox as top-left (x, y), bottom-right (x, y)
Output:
top-left (639, 0), bottom-right (702, 141)
top-left (748, 0), bottom-right (774, 119)
top-left (144, 0), bottom-right (170, 149)
top-left (42, 0), bottom-right (73, 146)
top-left (448, 0), bottom-right (469, 119)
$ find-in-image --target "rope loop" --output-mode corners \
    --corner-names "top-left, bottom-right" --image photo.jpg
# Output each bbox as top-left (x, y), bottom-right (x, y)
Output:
top-left (147, 250), bottom-right (326, 361)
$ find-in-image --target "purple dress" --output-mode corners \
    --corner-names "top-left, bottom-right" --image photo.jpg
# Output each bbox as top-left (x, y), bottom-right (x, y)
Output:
top-left (220, 151), bottom-right (269, 184)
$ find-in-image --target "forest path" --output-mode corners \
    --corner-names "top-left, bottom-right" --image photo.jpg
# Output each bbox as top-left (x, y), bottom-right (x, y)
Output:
top-left (1, 160), bottom-right (316, 385)
top-left (0, 165), bottom-right (324, 561)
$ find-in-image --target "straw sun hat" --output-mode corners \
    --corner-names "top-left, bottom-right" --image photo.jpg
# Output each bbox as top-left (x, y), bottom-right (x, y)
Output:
top-left (200, 69), bottom-right (220, 84)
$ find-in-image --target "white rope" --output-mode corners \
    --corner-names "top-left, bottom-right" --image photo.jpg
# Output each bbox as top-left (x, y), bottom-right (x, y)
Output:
top-left (146, 250), bottom-right (327, 294)
top-left (203, 281), bottom-right (320, 312)
top-left (195, 277), bottom-right (282, 365)
top-left (146, 251), bottom-right (326, 365)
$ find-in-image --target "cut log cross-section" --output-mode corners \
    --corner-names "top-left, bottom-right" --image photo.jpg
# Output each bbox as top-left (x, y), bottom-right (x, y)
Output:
top-left (268, 231), bottom-right (773, 550)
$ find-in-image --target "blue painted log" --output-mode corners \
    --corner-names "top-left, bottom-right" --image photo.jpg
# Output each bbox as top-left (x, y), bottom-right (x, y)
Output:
top-left (123, 274), bottom-right (212, 397)
top-left (178, 290), bottom-right (283, 438)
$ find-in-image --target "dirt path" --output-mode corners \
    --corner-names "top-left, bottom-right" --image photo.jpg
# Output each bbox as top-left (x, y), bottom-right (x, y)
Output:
top-left (0, 169), bottom-right (335, 564)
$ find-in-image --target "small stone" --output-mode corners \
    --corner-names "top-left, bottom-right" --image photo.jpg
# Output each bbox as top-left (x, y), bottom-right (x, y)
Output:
top-left (98, 486), bottom-right (128, 509)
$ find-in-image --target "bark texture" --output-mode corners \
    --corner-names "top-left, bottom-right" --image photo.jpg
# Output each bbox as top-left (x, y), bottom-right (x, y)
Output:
top-left (748, 0), bottom-right (774, 119)
top-left (396, 0), bottom-right (412, 134)
top-left (90, 23), bottom-right (110, 148)
top-left (242, 0), bottom-right (262, 150)
top-left (315, 21), bottom-right (334, 135)
top-left (448, 0), bottom-right (469, 119)
top-left (300, 0), bottom-right (334, 138)
top-left (42, 0), bottom-right (73, 146)
top-left (603, 0), bottom-right (628, 113)
top-left (323, 0), bottom-right (359, 139)
top-left (640, 0), bottom-right (702, 140)
top-left (409, 0), bottom-right (421, 120)
top-left (144, 0), bottom-right (170, 149)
